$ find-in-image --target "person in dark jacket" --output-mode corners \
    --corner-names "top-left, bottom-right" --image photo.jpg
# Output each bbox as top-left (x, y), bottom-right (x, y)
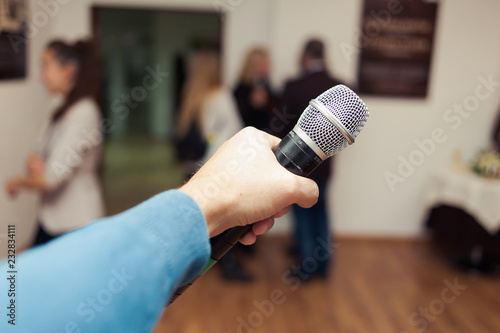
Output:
top-left (219, 48), bottom-right (278, 282)
top-left (233, 47), bottom-right (277, 131)
top-left (280, 39), bottom-right (342, 280)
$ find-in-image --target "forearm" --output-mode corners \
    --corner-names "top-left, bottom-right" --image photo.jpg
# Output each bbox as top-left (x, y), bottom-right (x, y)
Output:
top-left (0, 127), bottom-right (318, 332)
top-left (0, 190), bottom-right (210, 332)
top-left (12, 174), bottom-right (48, 192)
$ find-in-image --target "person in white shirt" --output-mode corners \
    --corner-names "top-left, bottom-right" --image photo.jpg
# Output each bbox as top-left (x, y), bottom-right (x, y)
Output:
top-left (5, 40), bottom-right (104, 245)
top-left (175, 50), bottom-right (254, 281)
top-left (175, 50), bottom-right (243, 171)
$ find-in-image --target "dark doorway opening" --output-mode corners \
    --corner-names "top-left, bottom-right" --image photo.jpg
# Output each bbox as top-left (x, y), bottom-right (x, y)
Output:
top-left (92, 6), bottom-right (223, 215)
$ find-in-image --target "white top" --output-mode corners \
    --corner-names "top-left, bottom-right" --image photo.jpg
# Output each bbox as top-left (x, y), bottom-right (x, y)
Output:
top-left (39, 98), bottom-right (104, 234)
top-left (424, 167), bottom-right (500, 234)
top-left (200, 88), bottom-right (243, 163)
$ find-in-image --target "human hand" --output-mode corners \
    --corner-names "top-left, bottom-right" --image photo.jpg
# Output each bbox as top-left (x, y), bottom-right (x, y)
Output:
top-left (5, 177), bottom-right (22, 199)
top-left (27, 153), bottom-right (45, 177)
top-left (179, 127), bottom-right (319, 244)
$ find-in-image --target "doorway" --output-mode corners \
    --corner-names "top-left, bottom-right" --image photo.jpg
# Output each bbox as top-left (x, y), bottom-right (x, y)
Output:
top-left (92, 7), bottom-right (223, 215)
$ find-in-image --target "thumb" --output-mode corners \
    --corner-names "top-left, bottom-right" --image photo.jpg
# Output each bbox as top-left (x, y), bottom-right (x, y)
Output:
top-left (291, 176), bottom-right (319, 208)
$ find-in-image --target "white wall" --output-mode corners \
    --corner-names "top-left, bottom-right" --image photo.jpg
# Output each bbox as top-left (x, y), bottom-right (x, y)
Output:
top-left (329, 0), bottom-right (500, 235)
top-left (2, 0), bottom-right (500, 250)
top-left (253, 0), bottom-right (500, 236)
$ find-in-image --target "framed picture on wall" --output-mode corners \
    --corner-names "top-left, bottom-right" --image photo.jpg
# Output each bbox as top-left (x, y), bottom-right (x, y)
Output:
top-left (0, 0), bottom-right (27, 80)
top-left (357, 0), bottom-right (438, 97)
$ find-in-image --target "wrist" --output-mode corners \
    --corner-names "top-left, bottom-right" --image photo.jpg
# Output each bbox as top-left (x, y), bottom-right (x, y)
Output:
top-left (179, 179), bottom-right (233, 238)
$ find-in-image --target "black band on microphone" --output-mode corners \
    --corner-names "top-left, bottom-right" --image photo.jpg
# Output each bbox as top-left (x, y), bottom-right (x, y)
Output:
top-left (210, 225), bottom-right (252, 260)
top-left (273, 130), bottom-right (323, 177)
top-left (167, 224), bottom-right (253, 305)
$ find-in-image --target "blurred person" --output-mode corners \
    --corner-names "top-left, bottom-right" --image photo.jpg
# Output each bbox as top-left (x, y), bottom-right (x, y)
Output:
top-left (174, 50), bottom-right (242, 171)
top-left (174, 51), bottom-right (251, 281)
top-left (231, 47), bottom-right (278, 279)
top-left (493, 106), bottom-right (500, 151)
top-left (280, 39), bottom-right (343, 280)
top-left (0, 128), bottom-right (319, 332)
top-left (233, 47), bottom-right (277, 131)
top-left (5, 39), bottom-right (104, 246)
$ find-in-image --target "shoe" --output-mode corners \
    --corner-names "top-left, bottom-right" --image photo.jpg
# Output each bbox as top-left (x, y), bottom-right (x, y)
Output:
top-left (286, 266), bottom-right (312, 283)
top-left (286, 265), bottom-right (329, 283)
top-left (220, 252), bottom-right (254, 282)
top-left (222, 267), bottom-right (254, 282)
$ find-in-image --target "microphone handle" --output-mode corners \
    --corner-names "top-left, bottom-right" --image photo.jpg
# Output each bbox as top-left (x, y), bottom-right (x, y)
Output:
top-left (168, 130), bottom-right (323, 305)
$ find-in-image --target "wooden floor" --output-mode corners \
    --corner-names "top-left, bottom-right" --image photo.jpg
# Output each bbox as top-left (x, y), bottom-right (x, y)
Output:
top-left (155, 237), bottom-right (500, 333)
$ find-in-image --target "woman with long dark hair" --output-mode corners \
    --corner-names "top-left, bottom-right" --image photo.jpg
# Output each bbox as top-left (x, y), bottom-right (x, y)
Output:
top-left (5, 39), bottom-right (104, 246)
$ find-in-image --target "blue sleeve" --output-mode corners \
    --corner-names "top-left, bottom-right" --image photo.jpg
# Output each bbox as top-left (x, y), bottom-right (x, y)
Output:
top-left (1, 190), bottom-right (210, 333)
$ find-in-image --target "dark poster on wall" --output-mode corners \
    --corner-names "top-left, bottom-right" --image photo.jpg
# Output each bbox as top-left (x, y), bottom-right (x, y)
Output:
top-left (357, 0), bottom-right (438, 97)
top-left (0, 0), bottom-right (27, 80)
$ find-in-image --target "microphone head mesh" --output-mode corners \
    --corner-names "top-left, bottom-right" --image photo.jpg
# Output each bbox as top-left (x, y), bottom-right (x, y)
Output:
top-left (297, 85), bottom-right (369, 157)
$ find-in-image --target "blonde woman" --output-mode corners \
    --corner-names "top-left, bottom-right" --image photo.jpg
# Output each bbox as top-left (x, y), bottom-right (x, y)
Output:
top-left (176, 51), bottom-right (251, 281)
top-left (175, 51), bottom-right (243, 170)
top-left (234, 47), bottom-right (276, 131)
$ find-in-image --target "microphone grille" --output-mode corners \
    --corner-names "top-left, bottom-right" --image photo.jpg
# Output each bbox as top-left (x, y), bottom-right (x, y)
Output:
top-left (297, 85), bottom-right (369, 157)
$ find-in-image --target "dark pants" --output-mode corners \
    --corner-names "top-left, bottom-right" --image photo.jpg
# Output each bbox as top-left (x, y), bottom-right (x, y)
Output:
top-left (33, 223), bottom-right (60, 246)
top-left (293, 181), bottom-right (331, 275)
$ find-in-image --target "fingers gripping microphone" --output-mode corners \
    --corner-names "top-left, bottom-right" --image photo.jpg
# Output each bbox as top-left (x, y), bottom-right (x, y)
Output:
top-left (168, 85), bottom-right (369, 305)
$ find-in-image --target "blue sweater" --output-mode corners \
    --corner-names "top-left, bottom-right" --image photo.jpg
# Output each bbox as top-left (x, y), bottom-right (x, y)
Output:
top-left (1, 190), bottom-right (210, 332)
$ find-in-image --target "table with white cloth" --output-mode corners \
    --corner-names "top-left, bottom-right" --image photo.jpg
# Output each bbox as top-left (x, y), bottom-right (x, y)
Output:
top-left (423, 167), bottom-right (500, 271)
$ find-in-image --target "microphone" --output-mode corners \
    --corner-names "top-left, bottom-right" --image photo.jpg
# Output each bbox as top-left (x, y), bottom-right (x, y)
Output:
top-left (274, 84), bottom-right (369, 177)
top-left (168, 84), bottom-right (369, 304)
